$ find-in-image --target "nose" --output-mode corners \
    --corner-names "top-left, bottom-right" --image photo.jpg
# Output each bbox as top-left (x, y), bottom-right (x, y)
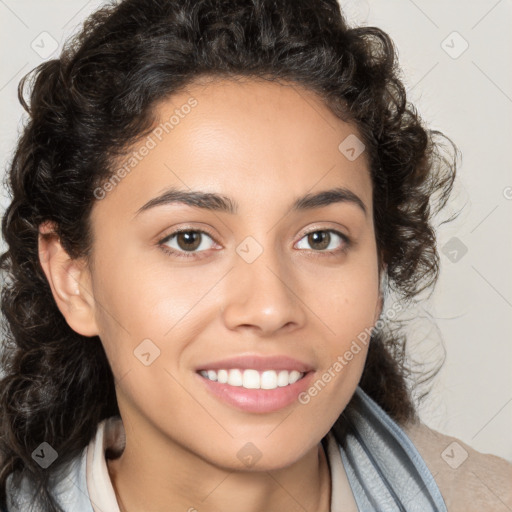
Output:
top-left (221, 245), bottom-right (307, 337)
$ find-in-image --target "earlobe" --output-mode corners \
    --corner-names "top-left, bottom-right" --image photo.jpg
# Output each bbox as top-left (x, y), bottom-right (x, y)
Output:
top-left (38, 221), bottom-right (99, 337)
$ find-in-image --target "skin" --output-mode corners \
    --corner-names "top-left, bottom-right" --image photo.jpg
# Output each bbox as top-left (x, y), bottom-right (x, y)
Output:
top-left (39, 77), bottom-right (383, 512)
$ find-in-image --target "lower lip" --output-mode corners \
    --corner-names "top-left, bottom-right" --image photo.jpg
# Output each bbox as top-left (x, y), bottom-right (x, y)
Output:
top-left (196, 371), bottom-right (315, 413)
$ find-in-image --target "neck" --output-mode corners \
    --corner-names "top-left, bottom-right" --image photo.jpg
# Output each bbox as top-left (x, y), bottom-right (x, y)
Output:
top-left (107, 431), bottom-right (331, 512)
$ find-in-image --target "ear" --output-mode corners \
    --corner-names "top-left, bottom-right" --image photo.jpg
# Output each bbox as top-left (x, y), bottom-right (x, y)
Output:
top-left (38, 221), bottom-right (99, 337)
top-left (373, 265), bottom-right (388, 324)
top-left (373, 294), bottom-right (383, 326)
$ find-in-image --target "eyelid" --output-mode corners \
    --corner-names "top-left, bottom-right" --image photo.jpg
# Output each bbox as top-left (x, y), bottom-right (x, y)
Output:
top-left (157, 225), bottom-right (221, 259)
top-left (158, 224), bottom-right (219, 244)
top-left (296, 222), bottom-right (350, 240)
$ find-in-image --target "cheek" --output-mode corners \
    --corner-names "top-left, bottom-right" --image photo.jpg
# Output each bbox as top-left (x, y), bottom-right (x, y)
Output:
top-left (295, 279), bottom-right (377, 433)
top-left (91, 253), bottom-right (222, 383)
top-left (305, 263), bottom-right (380, 341)
top-left (92, 250), bottom-right (193, 333)
top-left (329, 285), bottom-right (379, 338)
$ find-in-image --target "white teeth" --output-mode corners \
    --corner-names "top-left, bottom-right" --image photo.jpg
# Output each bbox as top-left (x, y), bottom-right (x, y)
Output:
top-left (260, 370), bottom-right (277, 390)
top-left (288, 370), bottom-right (301, 384)
top-left (227, 369), bottom-right (243, 387)
top-left (277, 370), bottom-right (289, 387)
top-left (199, 369), bottom-right (305, 390)
top-left (217, 369), bottom-right (228, 384)
top-left (243, 369), bottom-right (260, 389)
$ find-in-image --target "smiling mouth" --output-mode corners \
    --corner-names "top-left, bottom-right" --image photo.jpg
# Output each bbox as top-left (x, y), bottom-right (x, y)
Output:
top-left (198, 368), bottom-right (306, 390)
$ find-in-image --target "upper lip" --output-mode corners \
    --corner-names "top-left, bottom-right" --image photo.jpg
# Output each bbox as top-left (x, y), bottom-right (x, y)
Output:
top-left (195, 355), bottom-right (314, 373)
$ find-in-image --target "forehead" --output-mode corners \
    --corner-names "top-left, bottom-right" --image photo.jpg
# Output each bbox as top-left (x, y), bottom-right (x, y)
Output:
top-left (93, 77), bottom-right (373, 221)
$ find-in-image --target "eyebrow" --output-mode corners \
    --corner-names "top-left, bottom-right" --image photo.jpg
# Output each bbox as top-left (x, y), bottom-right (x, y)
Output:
top-left (134, 186), bottom-right (367, 217)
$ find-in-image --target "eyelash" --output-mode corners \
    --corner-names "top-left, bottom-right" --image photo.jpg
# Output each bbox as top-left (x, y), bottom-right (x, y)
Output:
top-left (157, 228), bottom-right (351, 259)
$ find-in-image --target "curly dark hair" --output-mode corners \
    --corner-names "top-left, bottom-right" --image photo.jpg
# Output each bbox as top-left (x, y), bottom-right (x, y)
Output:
top-left (0, 0), bottom-right (458, 510)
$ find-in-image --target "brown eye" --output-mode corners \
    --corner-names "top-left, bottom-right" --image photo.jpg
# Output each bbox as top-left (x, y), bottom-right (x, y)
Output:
top-left (307, 231), bottom-right (330, 250)
top-left (295, 229), bottom-right (349, 253)
top-left (176, 231), bottom-right (202, 251)
top-left (159, 229), bottom-right (218, 257)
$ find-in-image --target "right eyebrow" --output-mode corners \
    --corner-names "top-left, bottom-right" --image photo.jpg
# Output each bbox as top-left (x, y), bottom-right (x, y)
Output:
top-left (134, 188), bottom-right (237, 217)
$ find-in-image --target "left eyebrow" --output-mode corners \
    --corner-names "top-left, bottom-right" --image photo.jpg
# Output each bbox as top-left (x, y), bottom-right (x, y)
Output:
top-left (291, 187), bottom-right (367, 216)
top-left (134, 185), bottom-right (367, 217)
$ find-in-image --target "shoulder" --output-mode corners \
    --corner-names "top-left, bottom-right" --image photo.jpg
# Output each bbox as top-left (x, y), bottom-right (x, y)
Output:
top-left (402, 419), bottom-right (512, 511)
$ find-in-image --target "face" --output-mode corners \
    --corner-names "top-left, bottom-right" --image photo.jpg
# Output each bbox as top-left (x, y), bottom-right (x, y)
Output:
top-left (64, 77), bottom-right (382, 471)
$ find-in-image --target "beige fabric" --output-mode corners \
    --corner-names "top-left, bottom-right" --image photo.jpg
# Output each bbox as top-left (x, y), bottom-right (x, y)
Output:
top-left (324, 432), bottom-right (359, 511)
top-left (402, 419), bottom-right (512, 511)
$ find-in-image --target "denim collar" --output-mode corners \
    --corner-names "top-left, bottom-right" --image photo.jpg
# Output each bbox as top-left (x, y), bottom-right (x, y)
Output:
top-left (329, 386), bottom-right (447, 511)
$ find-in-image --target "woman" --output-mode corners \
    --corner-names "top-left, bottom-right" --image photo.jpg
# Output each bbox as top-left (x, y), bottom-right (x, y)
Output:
top-left (0, 0), bottom-right (510, 511)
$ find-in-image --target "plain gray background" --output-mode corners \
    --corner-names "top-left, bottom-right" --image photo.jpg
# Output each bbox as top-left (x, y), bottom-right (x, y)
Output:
top-left (0, 0), bottom-right (511, 462)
